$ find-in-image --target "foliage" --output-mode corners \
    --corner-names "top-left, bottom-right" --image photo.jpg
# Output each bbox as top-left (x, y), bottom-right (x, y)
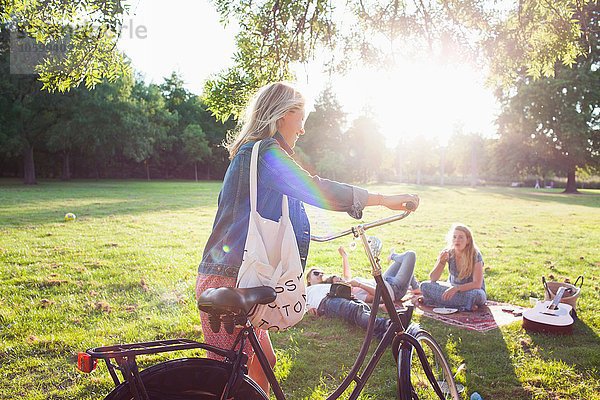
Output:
top-left (182, 124), bottom-right (212, 163)
top-left (397, 135), bottom-right (439, 184)
top-left (203, 0), bottom-right (335, 121)
top-left (0, 0), bottom-right (132, 91)
top-left (485, 0), bottom-right (595, 87)
top-left (345, 113), bottom-right (386, 182)
top-left (0, 66), bottom-right (233, 181)
top-left (495, 1), bottom-right (599, 192)
top-left (297, 85), bottom-right (348, 179)
top-left (204, 1), bottom-right (592, 122)
top-left (0, 180), bottom-right (598, 399)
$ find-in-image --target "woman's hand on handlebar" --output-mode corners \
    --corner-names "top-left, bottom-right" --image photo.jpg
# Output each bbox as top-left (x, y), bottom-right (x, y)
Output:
top-left (381, 194), bottom-right (419, 211)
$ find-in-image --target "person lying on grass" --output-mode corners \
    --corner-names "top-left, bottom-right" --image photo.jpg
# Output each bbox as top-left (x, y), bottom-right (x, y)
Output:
top-left (304, 246), bottom-right (420, 337)
top-left (419, 223), bottom-right (487, 311)
top-left (337, 245), bottom-right (420, 304)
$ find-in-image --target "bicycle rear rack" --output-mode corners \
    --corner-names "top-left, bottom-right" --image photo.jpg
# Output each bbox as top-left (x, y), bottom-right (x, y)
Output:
top-left (80, 338), bottom-right (238, 399)
top-left (87, 338), bottom-right (207, 359)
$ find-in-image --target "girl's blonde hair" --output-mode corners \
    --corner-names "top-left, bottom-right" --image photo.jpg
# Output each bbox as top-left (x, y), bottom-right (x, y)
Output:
top-left (445, 223), bottom-right (479, 280)
top-left (226, 82), bottom-right (305, 159)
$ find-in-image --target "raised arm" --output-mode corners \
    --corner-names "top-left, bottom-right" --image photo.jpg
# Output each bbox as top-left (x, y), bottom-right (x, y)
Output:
top-left (259, 139), bottom-right (419, 217)
top-left (339, 246), bottom-right (351, 280)
top-left (429, 250), bottom-right (449, 282)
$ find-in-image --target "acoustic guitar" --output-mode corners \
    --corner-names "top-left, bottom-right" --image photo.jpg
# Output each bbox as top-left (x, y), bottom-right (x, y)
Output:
top-left (523, 286), bottom-right (574, 334)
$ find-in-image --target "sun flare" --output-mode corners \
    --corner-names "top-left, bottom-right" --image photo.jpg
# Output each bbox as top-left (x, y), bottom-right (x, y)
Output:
top-left (326, 61), bottom-right (499, 148)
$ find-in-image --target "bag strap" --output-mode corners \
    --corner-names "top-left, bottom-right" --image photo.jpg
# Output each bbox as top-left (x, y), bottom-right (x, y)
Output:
top-left (249, 140), bottom-right (289, 218)
top-left (542, 276), bottom-right (552, 298)
top-left (574, 275), bottom-right (584, 288)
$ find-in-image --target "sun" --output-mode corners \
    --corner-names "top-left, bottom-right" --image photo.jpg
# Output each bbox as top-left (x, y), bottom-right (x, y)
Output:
top-left (321, 61), bottom-right (499, 148)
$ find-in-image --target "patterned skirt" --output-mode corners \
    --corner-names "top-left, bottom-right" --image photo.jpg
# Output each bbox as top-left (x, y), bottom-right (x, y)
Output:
top-left (195, 273), bottom-right (266, 360)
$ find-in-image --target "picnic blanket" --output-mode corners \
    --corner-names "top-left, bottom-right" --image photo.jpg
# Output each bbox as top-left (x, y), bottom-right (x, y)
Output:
top-left (406, 296), bottom-right (525, 332)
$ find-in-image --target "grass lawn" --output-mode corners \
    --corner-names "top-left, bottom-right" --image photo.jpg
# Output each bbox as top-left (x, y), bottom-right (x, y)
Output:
top-left (1, 179), bottom-right (599, 399)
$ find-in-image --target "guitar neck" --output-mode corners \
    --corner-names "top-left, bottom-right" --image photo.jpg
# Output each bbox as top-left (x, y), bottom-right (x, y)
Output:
top-left (547, 286), bottom-right (567, 310)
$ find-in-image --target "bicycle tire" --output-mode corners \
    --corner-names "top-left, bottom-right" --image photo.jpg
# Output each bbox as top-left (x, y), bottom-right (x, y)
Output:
top-left (398, 328), bottom-right (460, 400)
top-left (104, 358), bottom-right (267, 400)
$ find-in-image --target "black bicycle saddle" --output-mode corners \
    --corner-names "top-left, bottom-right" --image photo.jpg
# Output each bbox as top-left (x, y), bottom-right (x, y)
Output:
top-left (197, 286), bottom-right (277, 315)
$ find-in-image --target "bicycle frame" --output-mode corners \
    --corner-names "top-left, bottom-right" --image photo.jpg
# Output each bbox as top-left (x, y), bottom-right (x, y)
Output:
top-left (81, 210), bottom-right (446, 400)
top-left (250, 210), bottom-right (445, 400)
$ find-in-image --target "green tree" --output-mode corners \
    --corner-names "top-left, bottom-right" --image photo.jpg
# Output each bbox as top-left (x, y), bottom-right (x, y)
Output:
top-left (345, 113), bottom-right (386, 182)
top-left (1, 0), bottom-right (131, 91)
top-left (298, 85), bottom-right (347, 179)
top-left (182, 124), bottom-right (212, 181)
top-left (160, 72), bottom-right (233, 179)
top-left (398, 135), bottom-right (439, 185)
top-left (447, 132), bottom-right (488, 186)
top-left (125, 80), bottom-right (176, 180)
top-left (494, 2), bottom-right (599, 192)
top-left (204, 1), bottom-right (589, 121)
top-left (0, 27), bottom-right (65, 184)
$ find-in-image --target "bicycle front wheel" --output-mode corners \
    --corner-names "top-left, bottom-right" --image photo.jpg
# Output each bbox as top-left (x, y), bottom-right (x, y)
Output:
top-left (398, 328), bottom-right (460, 400)
top-left (104, 358), bottom-right (266, 400)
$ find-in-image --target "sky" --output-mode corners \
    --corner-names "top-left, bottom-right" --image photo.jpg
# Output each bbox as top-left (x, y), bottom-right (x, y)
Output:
top-left (118, 0), bottom-right (500, 148)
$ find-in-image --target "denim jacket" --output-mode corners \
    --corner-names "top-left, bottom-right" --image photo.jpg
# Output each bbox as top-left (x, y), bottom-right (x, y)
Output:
top-left (198, 134), bottom-right (369, 278)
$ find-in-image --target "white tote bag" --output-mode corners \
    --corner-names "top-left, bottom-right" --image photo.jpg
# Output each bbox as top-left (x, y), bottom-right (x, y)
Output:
top-left (235, 141), bottom-right (306, 332)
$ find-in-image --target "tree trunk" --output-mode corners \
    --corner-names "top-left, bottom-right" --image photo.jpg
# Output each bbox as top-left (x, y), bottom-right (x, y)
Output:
top-left (564, 169), bottom-right (579, 193)
top-left (470, 145), bottom-right (478, 187)
top-left (23, 145), bottom-right (36, 185)
top-left (61, 151), bottom-right (71, 181)
top-left (194, 162), bottom-right (198, 182)
top-left (440, 147), bottom-right (445, 186)
top-left (94, 159), bottom-right (100, 180)
top-left (145, 160), bottom-right (150, 181)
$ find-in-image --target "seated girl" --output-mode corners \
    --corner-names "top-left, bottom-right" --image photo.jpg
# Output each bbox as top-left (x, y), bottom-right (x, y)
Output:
top-left (420, 223), bottom-right (487, 311)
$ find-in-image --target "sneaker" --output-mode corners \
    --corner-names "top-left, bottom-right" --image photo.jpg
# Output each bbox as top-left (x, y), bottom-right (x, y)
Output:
top-left (387, 248), bottom-right (395, 262)
top-left (367, 236), bottom-right (383, 258)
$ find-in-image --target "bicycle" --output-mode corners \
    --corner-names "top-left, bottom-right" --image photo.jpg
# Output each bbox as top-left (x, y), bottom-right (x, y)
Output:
top-left (77, 209), bottom-right (461, 399)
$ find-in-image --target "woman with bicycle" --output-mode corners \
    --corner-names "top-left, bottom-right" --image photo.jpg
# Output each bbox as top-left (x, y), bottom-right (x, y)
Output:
top-left (195, 81), bottom-right (419, 395)
top-left (420, 223), bottom-right (487, 311)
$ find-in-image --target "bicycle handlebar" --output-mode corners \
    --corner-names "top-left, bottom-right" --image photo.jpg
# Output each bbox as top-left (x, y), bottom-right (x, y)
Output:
top-left (310, 209), bottom-right (413, 242)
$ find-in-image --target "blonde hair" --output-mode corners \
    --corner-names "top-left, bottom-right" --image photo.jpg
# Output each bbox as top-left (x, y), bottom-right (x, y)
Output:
top-left (226, 82), bottom-right (305, 159)
top-left (445, 223), bottom-right (479, 280)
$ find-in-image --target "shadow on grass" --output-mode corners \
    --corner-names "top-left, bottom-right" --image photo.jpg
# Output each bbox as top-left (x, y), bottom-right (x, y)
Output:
top-left (0, 179), bottom-right (222, 227)
top-left (481, 187), bottom-right (600, 209)
top-left (525, 318), bottom-right (600, 394)
top-left (272, 315), bottom-right (401, 398)
top-left (417, 318), bottom-right (529, 399)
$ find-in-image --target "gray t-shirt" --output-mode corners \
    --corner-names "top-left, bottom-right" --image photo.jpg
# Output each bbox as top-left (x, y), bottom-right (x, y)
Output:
top-left (448, 250), bottom-right (485, 290)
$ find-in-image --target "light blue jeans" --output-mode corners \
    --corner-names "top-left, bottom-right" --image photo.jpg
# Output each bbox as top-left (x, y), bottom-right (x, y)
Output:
top-left (318, 297), bottom-right (389, 339)
top-left (385, 251), bottom-right (419, 300)
top-left (420, 281), bottom-right (487, 311)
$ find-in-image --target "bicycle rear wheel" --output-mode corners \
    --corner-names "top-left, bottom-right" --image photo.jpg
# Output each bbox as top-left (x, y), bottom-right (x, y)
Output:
top-left (104, 358), bottom-right (266, 400)
top-left (399, 329), bottom-right (460, 400)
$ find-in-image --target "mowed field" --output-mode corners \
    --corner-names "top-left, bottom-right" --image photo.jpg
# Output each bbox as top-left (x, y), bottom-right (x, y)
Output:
top-left (1, 179), bottom-right (598, 399)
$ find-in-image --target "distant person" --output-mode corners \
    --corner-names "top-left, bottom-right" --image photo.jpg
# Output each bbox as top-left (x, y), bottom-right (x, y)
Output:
top-left (419, 223), bottom-right (486, 311)
top-left (535, 179), bottom-right (540, 189)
